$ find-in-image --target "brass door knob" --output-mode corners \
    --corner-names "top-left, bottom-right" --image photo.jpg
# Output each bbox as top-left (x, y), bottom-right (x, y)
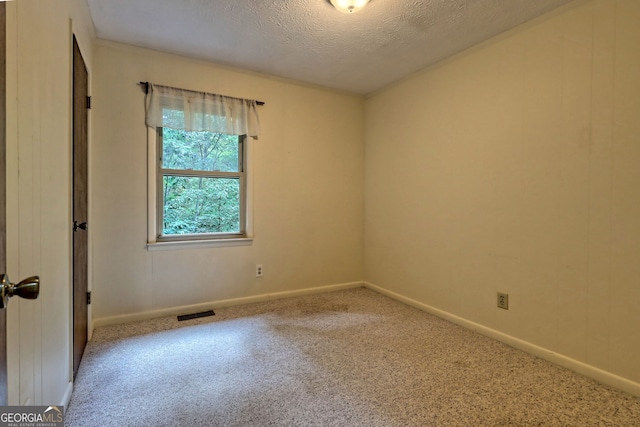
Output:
top-left (0, 274), bottom-right (40, 309)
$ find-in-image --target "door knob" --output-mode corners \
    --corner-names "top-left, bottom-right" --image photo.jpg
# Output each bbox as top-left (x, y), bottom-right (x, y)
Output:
top-left (73, 221), bottom-right (88, 232)
top-left (0, 274), bottom-right (40, 309)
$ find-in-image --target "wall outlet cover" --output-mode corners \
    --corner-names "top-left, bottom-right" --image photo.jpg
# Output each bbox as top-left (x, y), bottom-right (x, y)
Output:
top-left (497, 292), bottom-right (509, 310)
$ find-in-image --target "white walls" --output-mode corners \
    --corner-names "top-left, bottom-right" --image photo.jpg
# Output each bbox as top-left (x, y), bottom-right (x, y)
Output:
top-left (2, 0), bottom-right (637, 409)
top-left (5, 0), bottom-right (94, 406)
top-left (80, 0), bottom-right (640, 398)
top-left (91, 42), bottom-right (364, 323)
top-left (365, 0), bottom-right (640, 390)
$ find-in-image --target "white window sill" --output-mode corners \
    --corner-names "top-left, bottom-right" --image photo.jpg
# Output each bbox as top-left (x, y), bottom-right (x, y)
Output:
top-left (146, 237), bottom-right (253, 251)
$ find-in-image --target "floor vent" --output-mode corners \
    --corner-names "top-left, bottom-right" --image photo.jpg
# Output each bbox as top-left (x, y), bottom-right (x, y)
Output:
top-left (177, 310), bottom-right (215, 321)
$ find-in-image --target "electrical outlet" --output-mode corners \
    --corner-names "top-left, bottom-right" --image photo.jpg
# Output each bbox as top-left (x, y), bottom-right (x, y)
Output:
top-left (497, 292), bottom-right (509, 310)
top-left (256, 264), bottom-right (263, 278)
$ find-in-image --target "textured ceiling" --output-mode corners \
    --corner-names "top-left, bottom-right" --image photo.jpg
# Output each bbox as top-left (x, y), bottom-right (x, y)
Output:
top-left (86, 0), bottom-right (575, 95)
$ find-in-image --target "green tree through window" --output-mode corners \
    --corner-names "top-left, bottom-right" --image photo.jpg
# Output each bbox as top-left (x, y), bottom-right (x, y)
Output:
top-left (158, 125), bottom-right (245, 238)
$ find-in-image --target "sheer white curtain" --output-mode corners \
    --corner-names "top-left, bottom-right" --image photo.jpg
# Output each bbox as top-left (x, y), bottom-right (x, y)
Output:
top-left (145, 83), bottom-right (261, 138)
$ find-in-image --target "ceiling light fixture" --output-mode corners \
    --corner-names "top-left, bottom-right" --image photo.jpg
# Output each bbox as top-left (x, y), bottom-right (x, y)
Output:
top-left (329, 0), bottom-right (370, 14)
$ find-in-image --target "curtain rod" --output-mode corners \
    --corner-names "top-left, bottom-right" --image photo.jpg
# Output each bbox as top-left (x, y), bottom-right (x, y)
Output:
top-left (138, 82), bottom-right (265, 106)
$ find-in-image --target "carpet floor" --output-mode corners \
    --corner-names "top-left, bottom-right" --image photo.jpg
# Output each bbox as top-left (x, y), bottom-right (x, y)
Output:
top-left (66, 287), bottom-right (640, 426)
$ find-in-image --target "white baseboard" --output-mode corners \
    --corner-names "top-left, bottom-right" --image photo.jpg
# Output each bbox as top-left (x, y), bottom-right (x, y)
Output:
top-left (61, 381), bottom-right (73, 409)
top-left (87, 304), bottom-right (93, 341)
top-left (92, 281), bottom-right (364, 329)
top-left (364, 281), bottom-right (640, 398)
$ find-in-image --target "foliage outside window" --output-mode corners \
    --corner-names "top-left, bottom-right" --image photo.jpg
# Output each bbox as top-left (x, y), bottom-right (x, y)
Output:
top-left (157, 109), bottom-right (246, 240)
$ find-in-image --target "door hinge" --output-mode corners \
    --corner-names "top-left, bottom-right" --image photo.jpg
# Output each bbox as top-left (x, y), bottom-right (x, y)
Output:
top-left (86, 96), bottom-right (92, 109)
top-left (87, 291), bottom-right (92, 305)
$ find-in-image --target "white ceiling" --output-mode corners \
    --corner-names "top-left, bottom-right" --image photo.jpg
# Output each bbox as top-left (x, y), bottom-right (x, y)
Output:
top-left (86, 0), bottom-right (574, 95)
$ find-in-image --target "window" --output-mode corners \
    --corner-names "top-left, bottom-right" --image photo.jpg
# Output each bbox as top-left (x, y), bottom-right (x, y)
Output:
top-left (157, 125), bottom-right (246, 240)
top-left (143, 83), bottom-right (261, 249)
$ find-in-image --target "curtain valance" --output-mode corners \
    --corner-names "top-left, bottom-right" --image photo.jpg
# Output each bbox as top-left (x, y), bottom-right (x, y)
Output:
top-left (145, 83), bottom-right (261, 138)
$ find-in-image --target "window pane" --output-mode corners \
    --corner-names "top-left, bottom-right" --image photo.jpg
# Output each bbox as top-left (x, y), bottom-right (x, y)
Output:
top-left (162, 176), bottom-right (240, 235)
top-left (162, 128), bottom-right (240, 172)
top-left (162, 109), bottom-right (229, 135)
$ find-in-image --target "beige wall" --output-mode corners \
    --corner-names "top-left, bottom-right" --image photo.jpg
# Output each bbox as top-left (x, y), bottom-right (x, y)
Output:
top-left (365, 0), bottom-right (640, 387)
top-left (4, 0), bottom-right (638, 409)
top-left (91, 42), bottom-right (365, 322)
top-left (5, 0), bottom-right (94, 406)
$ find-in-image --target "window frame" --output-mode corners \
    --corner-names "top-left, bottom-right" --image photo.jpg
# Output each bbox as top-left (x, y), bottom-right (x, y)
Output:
top-left (147, 127), bottom-right (253, 251)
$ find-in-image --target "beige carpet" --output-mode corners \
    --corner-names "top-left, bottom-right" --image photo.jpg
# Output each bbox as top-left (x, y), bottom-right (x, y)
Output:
top-left (66, 287), bottom-right (640, 426)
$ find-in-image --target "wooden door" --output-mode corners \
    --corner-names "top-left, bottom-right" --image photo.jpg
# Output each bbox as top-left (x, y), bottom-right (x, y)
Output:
top-left (0, 1), bottom-right (9, 405)
top-left (72, 36), bottom-right (88, 379)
